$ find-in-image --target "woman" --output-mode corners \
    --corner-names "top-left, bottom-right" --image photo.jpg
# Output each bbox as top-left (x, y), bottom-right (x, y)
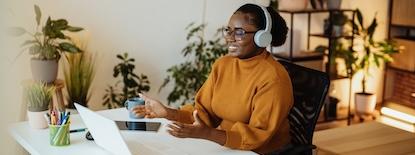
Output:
top-left (133, 3), bottom-right (292, 154)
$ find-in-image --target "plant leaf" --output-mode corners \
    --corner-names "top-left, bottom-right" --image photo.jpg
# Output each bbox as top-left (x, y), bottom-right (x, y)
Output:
top-left (373, 54), bottom-right (380, 67)
top-left (34, 5), bottom-right (41, 26)
top-left (29, 45), bottom-right (41, 55)
top-left (356, 9), bottom-right (363, 29)
top-left (367, 16), bottom-right (378, 42)
top-left (66, 26), bottom-right (83, 32)
top-left (54, 19), bottom-right (68, 30)
top-left (8, 27), bottom-right (26, 36)
top-left (59, 42), bottom-right (80, 53)
top-left (116, 54), bottom-right (123, 60)
top-left (21, 40), bottom-right (38, 47)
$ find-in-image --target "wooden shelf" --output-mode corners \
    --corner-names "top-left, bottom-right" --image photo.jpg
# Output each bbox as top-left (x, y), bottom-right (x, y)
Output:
top-left (383, 98), bottom-right (415, 111)
top-left (390, 24), bottom-right (415, 30)
top-left (318, 107), bottom-right (352, 123)
top-left (394, 36), bottom-right (415, 41)
top-left (387, 65), bottom-right (415, 74)
top-left (273, 51), bottom-right (324, 62)
top-left (329, 74), bottom-right (348, 80)
top-left (279, 9), bottom-right (355, 14)
top-left (310, 33), bottom-right (354, 39)
top-left (316, 109), bottom-right (380, 131)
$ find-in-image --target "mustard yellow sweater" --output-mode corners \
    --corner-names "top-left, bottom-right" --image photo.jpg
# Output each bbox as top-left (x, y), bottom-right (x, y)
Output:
top-left (177, 51), bottom-right (293, 154)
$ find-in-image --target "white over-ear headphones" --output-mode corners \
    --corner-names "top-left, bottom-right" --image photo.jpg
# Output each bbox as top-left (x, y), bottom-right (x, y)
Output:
top-left (254, 5), bottom-right (272, 48)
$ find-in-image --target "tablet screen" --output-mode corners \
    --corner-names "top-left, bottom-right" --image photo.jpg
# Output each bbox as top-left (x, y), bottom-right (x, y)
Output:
top-left (115, 121), bottom-right (161, 132)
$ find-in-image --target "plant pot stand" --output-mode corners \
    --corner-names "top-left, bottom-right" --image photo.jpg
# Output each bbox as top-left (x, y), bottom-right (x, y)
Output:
top-left (354, 112), bottom-right (377, 122)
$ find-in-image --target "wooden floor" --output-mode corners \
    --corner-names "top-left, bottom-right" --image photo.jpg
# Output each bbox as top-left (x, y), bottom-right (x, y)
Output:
top-left (315, 107), bottom-right (380, 131)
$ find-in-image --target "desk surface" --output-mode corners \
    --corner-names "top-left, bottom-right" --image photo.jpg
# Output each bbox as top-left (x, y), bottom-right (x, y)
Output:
top-left (313, 121), bottom-right (415, 155)
top-left (9, 108), bottom-right (256, 155)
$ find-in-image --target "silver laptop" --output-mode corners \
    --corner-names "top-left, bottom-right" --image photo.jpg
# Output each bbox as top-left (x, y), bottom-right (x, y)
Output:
top-left (74, 103), bottom-right (159, 155)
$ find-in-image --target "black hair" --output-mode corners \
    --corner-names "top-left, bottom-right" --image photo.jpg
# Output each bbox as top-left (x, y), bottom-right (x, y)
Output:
top-left (235, 4), bottom-right (288, 47)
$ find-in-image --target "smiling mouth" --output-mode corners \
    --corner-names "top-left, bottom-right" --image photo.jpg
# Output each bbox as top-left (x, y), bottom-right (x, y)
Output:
top-left (228, 45), bottom-right (238, 51)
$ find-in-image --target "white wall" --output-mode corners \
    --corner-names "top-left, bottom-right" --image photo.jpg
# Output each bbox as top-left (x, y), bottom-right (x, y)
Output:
top-left (0, 0), bottom-right (389, 154)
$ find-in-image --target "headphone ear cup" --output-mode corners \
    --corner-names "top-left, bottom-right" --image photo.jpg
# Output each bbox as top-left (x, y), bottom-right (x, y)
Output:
top-left (254, 30), bottom-right (272, 48)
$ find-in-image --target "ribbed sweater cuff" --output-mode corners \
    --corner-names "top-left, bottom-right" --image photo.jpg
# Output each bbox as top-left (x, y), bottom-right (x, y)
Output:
top-left (176, 109), bottom-right (193, 124)
top-left (224, 130), bottom-right (242, 148)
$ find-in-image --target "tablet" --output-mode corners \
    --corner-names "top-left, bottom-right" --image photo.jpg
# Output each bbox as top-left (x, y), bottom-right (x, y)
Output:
top-left (115, 121), bottom-right (161, 132)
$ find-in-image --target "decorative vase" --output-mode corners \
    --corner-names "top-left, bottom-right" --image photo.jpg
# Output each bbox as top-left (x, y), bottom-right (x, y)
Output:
top-left (327, 0), bottom-right (342, 10)
top-left (355, 93), bottom-right (376, 115)
top-left (324, 96), bottom-right (339, 120)
top-left (31, 59), bottom-right (58, 84)
top-left (278, 0), bottom-right (308, 11)
top-left (27, 110), bottom-right (48, 129)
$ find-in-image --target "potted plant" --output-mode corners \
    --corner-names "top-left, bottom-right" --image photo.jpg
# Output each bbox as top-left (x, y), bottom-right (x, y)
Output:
top-left (323, 12), bottom-right (348, 37)
top-left (159, 23), bottom-right (227, 106)
top-left (327, 0), bottom-right (342, 10)
top-left (25, 82), bottom-right (55, 129)
top-left (309, 0), bottom-right (325, 9)
top-left (63, 40), bottom-right (96, 109)
top-left (338, 9), bottom-right (400, 115)
top-left (102, 53), bottom-right (150, 109)
top-left (331, 12), bottom-right (348, 37)
top-left (10, 5), bottom-right (83, 83)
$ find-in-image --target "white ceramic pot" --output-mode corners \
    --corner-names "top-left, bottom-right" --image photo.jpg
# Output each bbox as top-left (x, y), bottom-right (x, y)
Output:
top-left (355, 93), bottom-right (376, 115)
top-left (279, 0), bottom-right (308, 11)
top-left (27, 110), bottom-right (48, 129)
top-left (327, 0), bottom-right (342, 9)
top-left (31, 59), bottom-right (58, 84)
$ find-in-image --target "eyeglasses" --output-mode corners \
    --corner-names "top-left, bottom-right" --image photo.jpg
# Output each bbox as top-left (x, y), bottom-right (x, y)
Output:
top-left (222, 27), bottom-right (257, 41)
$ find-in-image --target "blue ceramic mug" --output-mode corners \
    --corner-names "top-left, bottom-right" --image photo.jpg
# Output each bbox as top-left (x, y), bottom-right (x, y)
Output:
top-left (125, 97), bottom-right (145, 119)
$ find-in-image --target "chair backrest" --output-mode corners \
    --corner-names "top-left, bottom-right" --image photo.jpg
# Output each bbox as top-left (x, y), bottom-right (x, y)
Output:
top-left (278, 60), bottom-right (330, 146)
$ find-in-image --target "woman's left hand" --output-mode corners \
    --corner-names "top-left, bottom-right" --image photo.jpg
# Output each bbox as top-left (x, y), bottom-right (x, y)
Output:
top-left (167, 110), bottom-right (211, 139)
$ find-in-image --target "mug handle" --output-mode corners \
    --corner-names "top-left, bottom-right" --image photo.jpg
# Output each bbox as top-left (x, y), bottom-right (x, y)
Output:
top-left (124, 100), bottom-right (128, 109)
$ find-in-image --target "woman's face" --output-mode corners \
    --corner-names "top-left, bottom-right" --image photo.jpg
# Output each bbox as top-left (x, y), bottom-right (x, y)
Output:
top-left (225, 12), bottom-right (261, 59)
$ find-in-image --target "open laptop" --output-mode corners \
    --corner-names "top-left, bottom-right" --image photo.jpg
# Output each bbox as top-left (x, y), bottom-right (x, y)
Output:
top-left (74, 103), bottom-right (161, 155)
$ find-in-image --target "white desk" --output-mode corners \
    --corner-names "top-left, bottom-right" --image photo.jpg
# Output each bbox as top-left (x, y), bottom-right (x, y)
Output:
top-left (9, 108), bottom-right (256, 155)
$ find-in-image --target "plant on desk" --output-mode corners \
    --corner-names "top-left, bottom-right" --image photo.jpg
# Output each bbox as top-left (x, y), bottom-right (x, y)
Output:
top-left (338, 9), bottom-right (401, 116)
top-left (102, 53), bottom-right (150, 109)
top-left (9, 5), bottom-right (83, 83)
top-left (63, 39), bottom-right (96, 109)
top-left (25, 82), bottom-right (55, 129)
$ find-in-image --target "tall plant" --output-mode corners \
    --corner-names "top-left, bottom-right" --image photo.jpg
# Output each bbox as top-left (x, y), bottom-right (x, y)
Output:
top-left (103, 53), bottom-right (150, 109)
top-left (10, 5), bottom-right (83, 60)
top-left (160, 23), bottom-right (227, 105)
top-left (339, 9), bottom-right (400, 93)
top-left (25, 82), bottom-right (55, 112)
top-left (63, 41), bottom-right (96, 108)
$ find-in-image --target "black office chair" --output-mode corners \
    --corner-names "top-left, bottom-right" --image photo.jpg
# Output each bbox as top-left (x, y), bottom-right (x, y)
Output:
top-left (271, 60), bottom-right (330, 155)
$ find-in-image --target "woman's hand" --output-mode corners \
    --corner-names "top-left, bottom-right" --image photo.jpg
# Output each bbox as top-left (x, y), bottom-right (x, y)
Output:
top-left (132, 93), bottom-right (168, 118)
top-left (167, 110), bottom-right (211, 139)
top-left (167, 110), bottom-right (226, 145)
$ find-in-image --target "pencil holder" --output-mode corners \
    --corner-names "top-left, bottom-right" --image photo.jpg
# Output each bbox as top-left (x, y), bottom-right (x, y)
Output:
top-left (49, 123), bottom-right (70, 146)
